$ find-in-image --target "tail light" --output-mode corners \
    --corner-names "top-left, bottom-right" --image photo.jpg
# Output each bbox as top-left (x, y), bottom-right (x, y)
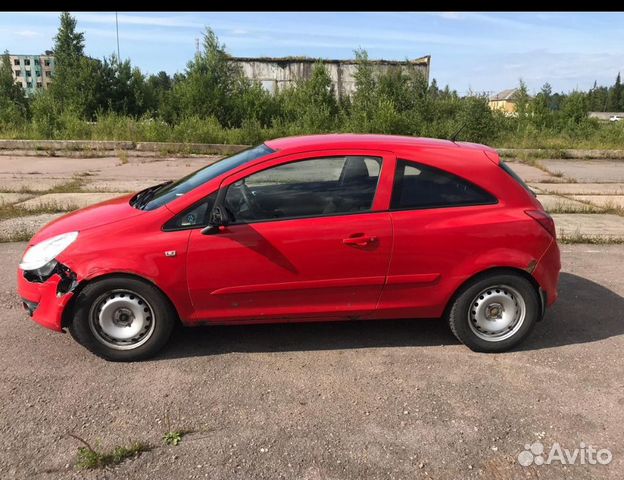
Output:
top-left (525, 210), bottom-right (556, 238)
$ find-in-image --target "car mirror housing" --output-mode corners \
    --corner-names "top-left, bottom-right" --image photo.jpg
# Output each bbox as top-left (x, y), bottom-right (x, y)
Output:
top-left (201, 205), bottom-right (230, 235)
top-left (200, 224), bottom-right (220, 235)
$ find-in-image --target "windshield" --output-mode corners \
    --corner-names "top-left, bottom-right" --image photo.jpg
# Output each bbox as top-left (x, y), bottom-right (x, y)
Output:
top-left (138, 144), bottom-right (275, 211)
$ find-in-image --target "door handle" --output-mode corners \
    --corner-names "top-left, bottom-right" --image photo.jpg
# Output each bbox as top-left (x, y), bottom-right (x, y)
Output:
top-left (342, 235), bottom-right (377, 246)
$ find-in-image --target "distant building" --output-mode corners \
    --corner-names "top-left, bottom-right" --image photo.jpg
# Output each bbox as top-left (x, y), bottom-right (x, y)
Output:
top-left (230, 55), bottom-right (431, 99)
top-left (488, 88), bottom-right (520, 115)
top-left (9, 52), bottom-right (55, 97)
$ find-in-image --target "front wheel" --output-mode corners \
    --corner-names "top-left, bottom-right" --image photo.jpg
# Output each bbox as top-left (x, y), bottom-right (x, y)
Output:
top-left (68, 277), bottom-right (176, 361)
top-left (446, 272), bottom-right (540, 352)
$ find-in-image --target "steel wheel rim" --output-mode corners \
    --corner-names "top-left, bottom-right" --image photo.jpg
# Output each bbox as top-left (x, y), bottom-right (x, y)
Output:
top-left (468, 285), bottom-right (526, 342)
top-left (89, 289), bottom-right (156, 351)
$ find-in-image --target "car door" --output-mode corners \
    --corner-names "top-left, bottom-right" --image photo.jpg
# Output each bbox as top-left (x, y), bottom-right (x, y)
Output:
top-left (184, 150), bottom-right (395, 324)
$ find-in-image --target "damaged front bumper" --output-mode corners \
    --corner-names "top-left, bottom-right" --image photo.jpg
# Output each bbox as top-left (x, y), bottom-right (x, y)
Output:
top-left (17, 262), bottom-right (78, 332)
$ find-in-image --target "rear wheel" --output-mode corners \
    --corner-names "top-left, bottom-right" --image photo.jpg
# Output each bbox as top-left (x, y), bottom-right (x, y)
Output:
top-left (447, 272), bottom-right (539, 352)
top-left (68, 277), bottom-right (176, 361)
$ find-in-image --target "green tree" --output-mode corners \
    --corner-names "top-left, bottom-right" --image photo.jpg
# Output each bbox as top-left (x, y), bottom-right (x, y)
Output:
top-left (0, 50), bottom-right (29, 124)
top-left (531, 82), bottom-right (553, 128)
top-left (608, 72), bottom-right (622, 111)
top-left (54, 12), bottom-right (85, 61)
top-left (455, 95), bottom-right (497, 143)
top-left (43, 12), bottom-right (115, 120)
top-left (348, 49), bottom-right (378, 132)
top-left (49, 12), bottom-right (86, 113)
top-left (428, 78), bottom-right (440, 99)
top-left (513, 79), bottom-right (531, 121)
top-left (560, 90), bottom-right (588, 126)
top-left (174, 28), bottom-right (244, 126)
top-left (101, 55), bottom-right (153, 117)
top-left (148, 71), bottom-right (172, 92)
top-left (587, 81), bottom-right (608, 112)
top-left (277, 61), bottom-right (338, 133)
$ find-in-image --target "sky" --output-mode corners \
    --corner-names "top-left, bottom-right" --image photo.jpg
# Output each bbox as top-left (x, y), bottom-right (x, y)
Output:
top-left (1, 11), bottom-right (623, 96)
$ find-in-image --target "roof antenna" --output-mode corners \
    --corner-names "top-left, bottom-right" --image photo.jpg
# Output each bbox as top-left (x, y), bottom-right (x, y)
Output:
top-left (449, 122), bottom-right (465, 143)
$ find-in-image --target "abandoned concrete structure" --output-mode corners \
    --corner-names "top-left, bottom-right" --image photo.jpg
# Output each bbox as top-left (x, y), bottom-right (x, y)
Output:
top-left (231, 56), bottom-right (431, 99)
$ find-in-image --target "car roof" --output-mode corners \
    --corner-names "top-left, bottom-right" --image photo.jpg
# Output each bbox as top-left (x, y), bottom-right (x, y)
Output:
top-left (265, 134), bottom-right (496, 154)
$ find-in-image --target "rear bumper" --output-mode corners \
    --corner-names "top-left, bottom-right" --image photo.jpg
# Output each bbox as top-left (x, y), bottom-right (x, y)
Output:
top-left (17, 269), bottom-right (73, 332)
top-left (533, 239), bottom-right (561, 309)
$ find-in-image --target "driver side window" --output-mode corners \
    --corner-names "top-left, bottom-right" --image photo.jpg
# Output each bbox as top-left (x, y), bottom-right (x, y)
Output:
top-left (224, 156), bottom-right (382, 223)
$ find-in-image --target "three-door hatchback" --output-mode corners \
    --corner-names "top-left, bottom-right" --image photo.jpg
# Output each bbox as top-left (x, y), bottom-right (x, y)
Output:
top-left (18, 134), bottom-right (560, 361)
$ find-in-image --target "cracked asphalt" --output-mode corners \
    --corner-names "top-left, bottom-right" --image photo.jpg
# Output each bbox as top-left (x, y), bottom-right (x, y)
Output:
top-left (1, 242), bottom-right (623, 479)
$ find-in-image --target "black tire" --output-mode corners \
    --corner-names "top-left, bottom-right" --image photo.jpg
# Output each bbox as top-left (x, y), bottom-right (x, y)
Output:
top-left (68, 277), bottom-right (176, 361)
top-left (446, 272), bottom-right (539, 353)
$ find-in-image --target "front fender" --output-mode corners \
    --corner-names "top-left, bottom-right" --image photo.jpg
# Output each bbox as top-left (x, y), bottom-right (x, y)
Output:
top-left (56, 229), bottom-right (195, 323)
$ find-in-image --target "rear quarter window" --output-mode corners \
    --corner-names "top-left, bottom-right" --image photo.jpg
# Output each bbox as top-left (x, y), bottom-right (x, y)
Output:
top-left (391, 160), bottom-right (497, 210)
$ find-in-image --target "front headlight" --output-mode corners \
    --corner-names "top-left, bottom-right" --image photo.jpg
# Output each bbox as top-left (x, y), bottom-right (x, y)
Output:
top-left (19, 231), bottom-right (79, 271)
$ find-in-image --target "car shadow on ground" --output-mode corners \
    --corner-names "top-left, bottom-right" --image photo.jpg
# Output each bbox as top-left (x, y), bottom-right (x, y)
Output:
top-left (517, 272), bottom-right (624, 351)
top-left (159, 272), bottom-right (624, 359)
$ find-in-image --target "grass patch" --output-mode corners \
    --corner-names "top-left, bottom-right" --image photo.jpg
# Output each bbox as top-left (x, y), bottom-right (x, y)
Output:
top-left (531, 177), bottom-right (578, 184)
top-left (35, 201), bottom-right (81, 212)
top-left (8, 177), bottom-right (87, 195)
top-left (573, 198), bottom-right (624, 217)
top-left (545, 204), bottom-right (601, 214)
top-left (161, 406), bottom-right (194, 447)
top-left (0, 203), bottom-right (68, 221)
top-left (75, 442), bottom-right (152, 470)
top-left (549, 195), bottom-right (624, 217)
top-left (500, 148), bottom-right (568, 161)
top-left (3, 175), bottom-right (89, 195)
top-left (559, 232), bottom-right (624, 244)
top-left (118, 150), bottom-right (129, 165)
top-left (69, 433), bottom-right (151, 470)
top-left (601, 205), bottom-right (624, 216)
top-left (162, 430), bottom-right (189, 446)
top-left (47, 177), bottom-right (85, 194)
top-left (0, 227), bottom-right (33, 242)
top-left (498, 148), bottom-right (624, 160)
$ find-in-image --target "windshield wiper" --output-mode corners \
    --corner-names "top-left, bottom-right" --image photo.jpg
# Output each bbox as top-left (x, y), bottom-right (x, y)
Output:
top-left (132, 181), bottom-right (173, 210)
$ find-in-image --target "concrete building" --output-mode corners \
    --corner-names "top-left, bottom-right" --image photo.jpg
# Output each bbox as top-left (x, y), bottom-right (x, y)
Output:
top-left (488, 88), bottom-right (520, 115)
top-left (9, 52), bottom-right (55, 97)
top-left (231, 55), bottom-right (431, 99)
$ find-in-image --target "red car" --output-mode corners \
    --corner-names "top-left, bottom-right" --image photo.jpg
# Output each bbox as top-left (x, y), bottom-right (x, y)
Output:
top-left (17, 134), bottom-right (560, 361)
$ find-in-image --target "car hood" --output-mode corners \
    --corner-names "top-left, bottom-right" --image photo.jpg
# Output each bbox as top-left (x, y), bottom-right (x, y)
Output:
top-left (28, 193), bottom-right (146, 245)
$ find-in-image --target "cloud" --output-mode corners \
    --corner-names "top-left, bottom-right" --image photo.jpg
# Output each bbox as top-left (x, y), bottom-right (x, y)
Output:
top-left (15, 29), bottom-right (42, 38)
top-left (75, 13), bottom-right (203, 29)
top-left (454, 50), bottom-right (624, 93)
top-left (208, 21), bottom-right (495, 50)
top-left (85, 26), bottom-right (194, 45)
top-left (435, 12), bottom-right (464, 20)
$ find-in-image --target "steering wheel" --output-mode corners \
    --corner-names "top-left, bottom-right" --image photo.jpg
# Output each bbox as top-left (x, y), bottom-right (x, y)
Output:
top-left (240, 181), bottom-right (264, 217)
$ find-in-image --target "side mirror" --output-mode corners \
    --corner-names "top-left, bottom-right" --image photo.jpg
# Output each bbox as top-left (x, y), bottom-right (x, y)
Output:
top-left (201, 205), bottom-right (230, 235)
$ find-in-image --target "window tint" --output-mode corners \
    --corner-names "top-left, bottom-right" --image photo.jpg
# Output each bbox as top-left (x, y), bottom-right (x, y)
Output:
top-left (391, 160), bottom-right (496, 210)
top-left (225, 156), bottom-right (382, 223)
top-left (164, 193), bottom-right (217, 230)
